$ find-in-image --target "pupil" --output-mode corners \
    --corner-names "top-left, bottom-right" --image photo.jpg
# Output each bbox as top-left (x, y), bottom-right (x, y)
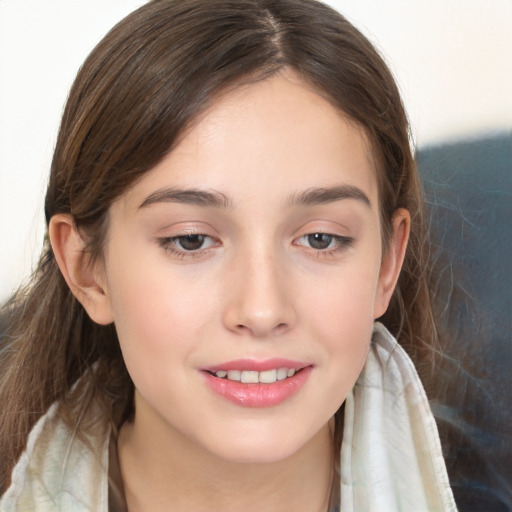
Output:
top-left (179, 234), bottom-right (205, 251)
top-left (308, 233), bottom-right (333, 250)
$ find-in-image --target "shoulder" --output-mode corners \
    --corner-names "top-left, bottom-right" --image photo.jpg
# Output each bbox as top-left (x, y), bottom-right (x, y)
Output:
top-left (0, 397), bottom-right (110, 512)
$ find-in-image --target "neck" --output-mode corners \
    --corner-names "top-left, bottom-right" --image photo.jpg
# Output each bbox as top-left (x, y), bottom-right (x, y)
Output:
top-left (118, 395), bottom-right (335, 512)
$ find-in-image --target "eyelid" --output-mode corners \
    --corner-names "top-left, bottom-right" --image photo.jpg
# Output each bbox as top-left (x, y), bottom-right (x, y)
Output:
top-left (293, 220), bottom-right (351, 241)
top-left (292, 221), bottom-right (355, 257)
top-left (294, 233), bottom-right (353, 249)
top-left (156, 230), bottom-right (221, 258)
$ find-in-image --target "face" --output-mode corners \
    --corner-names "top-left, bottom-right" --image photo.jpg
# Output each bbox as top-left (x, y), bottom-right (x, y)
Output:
top-left (95, 71), bottom-right (402, 464)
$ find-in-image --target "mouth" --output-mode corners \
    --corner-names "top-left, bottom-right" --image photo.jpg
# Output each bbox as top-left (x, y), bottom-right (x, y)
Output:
top-left (201, 360), bottom-right (313, 407)
top-left (205, 367), bottom-right (303, 384)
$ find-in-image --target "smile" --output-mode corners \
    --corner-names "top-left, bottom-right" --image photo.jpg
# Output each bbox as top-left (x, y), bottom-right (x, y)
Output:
top-left (210, 368), bottom-right (298, 384)
top-left (202, 359), bottom-right (312, 407)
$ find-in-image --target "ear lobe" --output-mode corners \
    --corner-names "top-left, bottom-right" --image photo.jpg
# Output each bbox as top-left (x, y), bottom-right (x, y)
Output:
top-left (49, 214), bottom-right (114, 325)
top-left (374, 208), bottom-right (410, 319)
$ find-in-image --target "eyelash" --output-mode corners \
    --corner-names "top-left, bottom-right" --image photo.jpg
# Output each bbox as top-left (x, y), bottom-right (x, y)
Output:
top-left (157, 233), bottom-right (219, 259)
top-left (156, 232), bottom-right (354, 259)
top-left (294, 233), bottom-right (354, 257)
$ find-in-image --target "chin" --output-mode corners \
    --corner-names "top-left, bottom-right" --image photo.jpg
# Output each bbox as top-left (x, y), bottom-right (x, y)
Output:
top-left (214, 441), bottom-right (301, 465)
top-left (199, 422), bottom-right (325, 465)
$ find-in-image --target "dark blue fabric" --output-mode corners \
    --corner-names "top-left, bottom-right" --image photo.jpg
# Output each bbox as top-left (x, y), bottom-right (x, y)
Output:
top-left (417, 132), bottom-right (512, 512)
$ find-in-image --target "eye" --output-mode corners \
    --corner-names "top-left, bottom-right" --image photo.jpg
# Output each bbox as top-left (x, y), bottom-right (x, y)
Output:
top-left (294, 233), bottom-right (353, 253)
top-left (304, 233), bottom-right (335, 250)
top-left (175, 234), bottom-right (210, 251)
top-left (157, 233), bottom-right (219, 255)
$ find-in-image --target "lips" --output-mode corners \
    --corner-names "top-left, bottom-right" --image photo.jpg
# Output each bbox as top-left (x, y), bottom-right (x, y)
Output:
top-left (201, 359), bottom-right (312, 407)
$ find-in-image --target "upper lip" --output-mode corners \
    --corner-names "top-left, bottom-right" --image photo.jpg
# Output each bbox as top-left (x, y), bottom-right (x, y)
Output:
top-left (202, 358), bottom-right (311, 373)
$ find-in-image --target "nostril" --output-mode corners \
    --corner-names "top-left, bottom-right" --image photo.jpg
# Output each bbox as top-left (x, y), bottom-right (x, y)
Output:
top-left (234, 322), bottom-right (288, 336)
top-left (274, 322), bottom-right (289, 334)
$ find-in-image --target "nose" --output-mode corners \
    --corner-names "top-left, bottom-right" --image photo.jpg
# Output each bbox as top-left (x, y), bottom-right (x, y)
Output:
top-left (222, 245), bottom-right (296, 338)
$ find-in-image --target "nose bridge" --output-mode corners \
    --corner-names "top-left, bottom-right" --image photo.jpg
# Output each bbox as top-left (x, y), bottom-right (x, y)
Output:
top-left (223, 236), bottom-right (294, 337)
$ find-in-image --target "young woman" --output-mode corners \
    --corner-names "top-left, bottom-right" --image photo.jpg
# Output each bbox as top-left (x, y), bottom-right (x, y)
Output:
top-left (0, 1), bottom-right (457, 510)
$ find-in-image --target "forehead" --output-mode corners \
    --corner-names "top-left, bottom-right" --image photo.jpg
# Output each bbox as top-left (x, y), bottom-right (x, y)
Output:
top-left (118, 70), bottom-right (378, 211)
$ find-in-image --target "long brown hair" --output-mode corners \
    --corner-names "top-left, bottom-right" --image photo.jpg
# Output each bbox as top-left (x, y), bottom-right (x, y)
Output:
top-left (0, 0), bottom-right (439, 490)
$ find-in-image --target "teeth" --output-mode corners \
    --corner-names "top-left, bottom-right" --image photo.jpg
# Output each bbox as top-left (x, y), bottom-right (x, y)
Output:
top-left (259, 369), bottom-right (277, 383)
top-left (277, 368), bottom-right (288, 381)
top-left (226, 370), bottom-right (241, 381)
top-left (215, 367), bottom-right (299, 383)
top-left (241, 371), bottom-right (259, 384)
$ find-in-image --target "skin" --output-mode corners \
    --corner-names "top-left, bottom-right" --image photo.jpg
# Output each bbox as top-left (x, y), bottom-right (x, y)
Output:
top-left (50, 70), bottom-right (409, 511)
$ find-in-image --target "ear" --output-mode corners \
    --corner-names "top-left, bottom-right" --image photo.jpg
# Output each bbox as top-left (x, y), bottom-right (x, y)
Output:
top-left (49, 214), bottom-right (114, 325)
top-left (373, 208), bottom-right (410, 319)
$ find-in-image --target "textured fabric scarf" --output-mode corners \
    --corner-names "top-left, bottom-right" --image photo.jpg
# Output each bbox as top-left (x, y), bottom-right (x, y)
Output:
top-left (340, 322), bottom-right (457, 511)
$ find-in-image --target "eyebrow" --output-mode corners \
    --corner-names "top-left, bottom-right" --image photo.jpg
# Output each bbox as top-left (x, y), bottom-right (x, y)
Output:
top-left (289, 185), bottom-right (371, 208)
top-left (139, 188), bottom-right (233, 209)
top-left (138, 184), bottom-right (371, 210)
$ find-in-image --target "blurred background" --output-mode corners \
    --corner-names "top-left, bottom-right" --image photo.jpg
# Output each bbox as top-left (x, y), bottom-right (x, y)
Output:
top-left (1, 1), bottom-right (511, 509)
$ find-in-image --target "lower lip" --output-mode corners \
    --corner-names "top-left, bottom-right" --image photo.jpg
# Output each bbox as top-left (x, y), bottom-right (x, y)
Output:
top-left (202, 366), bottom-right (312, 407)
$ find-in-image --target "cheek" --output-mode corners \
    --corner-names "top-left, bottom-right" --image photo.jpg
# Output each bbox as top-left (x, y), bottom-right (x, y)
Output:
top-left (105, 269), bottom-right (217, 413)
top-left (104, 249), bottom-right (215, 371)
top-left (318, 306), bottom-right (373, 415)
top-left (299, 258), bottom-right (380, 402)
top-left (303, 259), bottom-right (380, 330)
top-left (313, 279), bottom-right (375, 365)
